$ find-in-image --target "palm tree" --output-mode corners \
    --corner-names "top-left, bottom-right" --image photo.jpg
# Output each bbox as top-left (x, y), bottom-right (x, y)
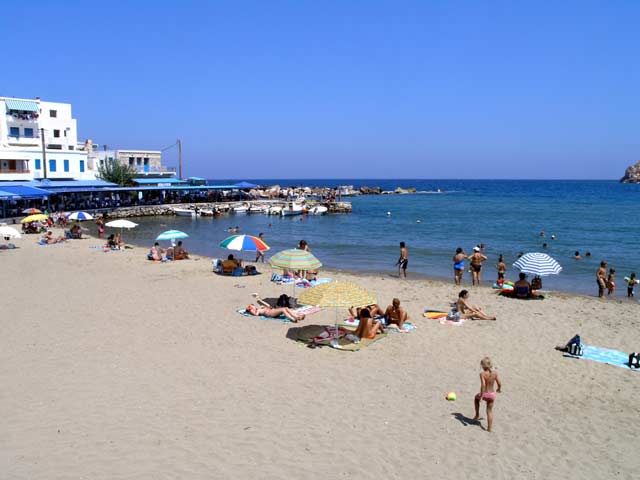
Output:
top-left (97, 160), bottom-right (137, 187)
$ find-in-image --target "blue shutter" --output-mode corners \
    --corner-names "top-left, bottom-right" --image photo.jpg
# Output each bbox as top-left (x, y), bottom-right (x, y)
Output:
top-left (34, 159), bottom-right (41, 170)
top-left (10, 127), bottom-right (19, 137)
top-left (79, 160), bottom-right (85, 173)
top-left (49, 160), bottom-right (56, 172)
top-left (63, 159), bottom-right (70, 172)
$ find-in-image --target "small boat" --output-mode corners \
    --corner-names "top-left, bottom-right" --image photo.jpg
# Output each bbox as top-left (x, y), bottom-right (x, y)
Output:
top-left (307, 205), bottom-right (328, 215)
top-left (198, 209), bottom-right (215, 217)
top-left (268, 206), bottom-right (282, 215)
top-left (281, 202), bottom-right (304, 216)
top-left (249, 204), bottom-right (268, 214)
top-left (232, 203), bottom-right (249, 214)
top-left (336, 185), bottom-right (360, 197)
top-left (173, 207), bottom-right (196, 217)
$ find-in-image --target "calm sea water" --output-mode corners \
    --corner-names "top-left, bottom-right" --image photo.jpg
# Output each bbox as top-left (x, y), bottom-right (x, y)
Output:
top-left (119, 180), bottom-right (640, 297)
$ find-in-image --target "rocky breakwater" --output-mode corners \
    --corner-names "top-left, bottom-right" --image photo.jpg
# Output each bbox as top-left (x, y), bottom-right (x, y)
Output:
top-left (105, 203), bottom-right (223, 218)
top-left (359, 186), bottom-right (382, 195)
top-left (327, 202), bottom-right (352, 213)
top-left (620, 161), bottom-right (640, 183)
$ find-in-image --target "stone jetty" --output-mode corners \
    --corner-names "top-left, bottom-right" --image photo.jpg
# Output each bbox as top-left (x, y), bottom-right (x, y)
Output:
top-left (620, 161), bottom-right (640, 183)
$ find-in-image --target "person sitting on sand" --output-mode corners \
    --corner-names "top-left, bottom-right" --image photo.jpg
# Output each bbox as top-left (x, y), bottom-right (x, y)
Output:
top-left (221, 254), bottom-right (242, 271)
top-left (384, 298), bottom-right (408, 331)
top-left (69, 224), bottom-right (82, 239)
top-left (43, 231), bottom-right (65, 244)
top-left (349, 303), bottom-right (383, 320)
top-left (114, 233), bottom-right (126, 249)
top-left (513, 272), bottom-right (532, 298)
top-left (455, 290), bottom-right (496, 320)
top-left (353, 308), bottom-right (385, 339)
top-left (149, 242), bottom-right (164, 261)
top-left (173, 240), bottom-right (189, 260)
top-left (245, 303), bottom-right (305, 322)
top-left (106, 234), bottom-right (118, 249)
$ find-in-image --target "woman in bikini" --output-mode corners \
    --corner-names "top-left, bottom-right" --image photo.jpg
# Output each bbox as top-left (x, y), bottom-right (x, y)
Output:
top-left (353, 308), bottom-right (384, 339)
top-left (469, 247), bottom-right (488, 286)
top-left (456, 290), bottom-right (496, 321)
top-left (246, 304), bottom-right (305, 322)
top-left (473, 357), bottom-right (502, 432)
top-left (453, 247), bottom-right (467, 285)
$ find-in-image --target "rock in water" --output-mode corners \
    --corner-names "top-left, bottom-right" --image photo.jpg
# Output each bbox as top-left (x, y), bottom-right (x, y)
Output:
top-left (621, 161), bottom-right (640, 183)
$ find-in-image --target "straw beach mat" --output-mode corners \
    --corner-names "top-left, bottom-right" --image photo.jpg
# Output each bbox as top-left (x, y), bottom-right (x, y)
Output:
top-left (286, 324), bottom-right (386, 351)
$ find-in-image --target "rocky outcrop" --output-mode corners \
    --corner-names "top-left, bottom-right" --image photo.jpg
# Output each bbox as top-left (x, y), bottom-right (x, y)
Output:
top-left (359, 186), bottom-right (382, 195)
top-left (394, 187), bottom-right (417, 194)
top-left (620, 161), bottom-right (640, 183)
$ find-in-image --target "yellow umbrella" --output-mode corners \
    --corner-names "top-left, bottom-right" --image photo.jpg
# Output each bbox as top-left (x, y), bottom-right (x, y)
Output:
top-left (21, 214), bottom-right (48, 224)
top-left (298, 281), bottom-right (376, 308)
top-left (298, 281), bottom-right (377, 349)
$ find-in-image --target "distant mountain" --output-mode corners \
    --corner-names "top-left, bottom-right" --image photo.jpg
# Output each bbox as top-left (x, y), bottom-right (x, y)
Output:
top-left (620, 161), bottom-right (640, 183)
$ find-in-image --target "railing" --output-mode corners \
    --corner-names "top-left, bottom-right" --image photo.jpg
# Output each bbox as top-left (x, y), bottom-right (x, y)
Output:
top-left (7, 134), bottom-right (39, 140)
top-left (6, 112), bottom-right (39, 121)
top-left (134, 166), bottom-right (177, 173)
top-left (0, 169), bottom-right (31, 174)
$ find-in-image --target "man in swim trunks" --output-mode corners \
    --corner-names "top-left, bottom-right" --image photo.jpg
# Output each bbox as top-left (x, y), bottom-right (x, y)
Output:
top-left (398, 242), bottom-right (408, 278)
top-left (596, 261), bottom-right (608, 298)
top-left (453, 247), bottom-right (467, 285)
top-left (384, 298), bottom-right (408, 331)
top-left (469, 247), bottom-right (488, 286)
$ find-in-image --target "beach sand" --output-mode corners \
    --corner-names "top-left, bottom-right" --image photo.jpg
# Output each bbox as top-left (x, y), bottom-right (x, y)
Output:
top-left (2, 229), bottom-right (639, 479)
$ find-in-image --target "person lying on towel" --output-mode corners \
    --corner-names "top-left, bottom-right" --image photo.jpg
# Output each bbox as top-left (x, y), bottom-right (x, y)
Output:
top-left (348, 303), bottom-right (383, 320)
top-left (246, 304), bottom-right (305, 323)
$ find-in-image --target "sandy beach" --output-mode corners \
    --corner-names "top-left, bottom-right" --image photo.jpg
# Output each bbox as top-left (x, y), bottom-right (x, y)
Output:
top-left (1, 228), bottom-right (639, 479)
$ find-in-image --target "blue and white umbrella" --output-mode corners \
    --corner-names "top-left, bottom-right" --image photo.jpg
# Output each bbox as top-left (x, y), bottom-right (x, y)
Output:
top-left (513, 252), bottom-right (562, 277)
top-left (156, 230), bottom-right (189, 242)
top-left (66, 211), bottom-right (94, 221)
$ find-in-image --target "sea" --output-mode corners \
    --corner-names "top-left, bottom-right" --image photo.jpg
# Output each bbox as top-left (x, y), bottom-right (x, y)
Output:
top-left (121, 179), bottom-right (640, 297)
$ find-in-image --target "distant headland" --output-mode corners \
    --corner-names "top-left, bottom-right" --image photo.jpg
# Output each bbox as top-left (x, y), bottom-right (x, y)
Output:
top-left (620, 161), bottom-right (640, 183)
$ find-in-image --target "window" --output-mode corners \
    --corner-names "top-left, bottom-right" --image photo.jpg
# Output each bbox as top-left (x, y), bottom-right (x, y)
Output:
top-left (80, 160), bottom-right (85, 173)
top-left (64, 130), bottom-right (67, 137)
top-left (69, 145), bottom-right (74, 150)
top-left (129, 157), bottom-right (134, 166)
top-left (136, 157), bottom-right (142, 166)
top-left (9, 127), bottom-right (19, 137)
top-left (49, 159), bottom-right (57, 172)
top-left (24, 128), bottom-right (34, 137)
top-left (143, 157), bottom-right (149, 165)
top-left (63, 159), bottom-right (70, 172)
top-left (50, 110), bottom-right (57, 118)
top-left (54, 129), bottom-right (60, 138)
top-left (35, 159), bottom-right (41, 170)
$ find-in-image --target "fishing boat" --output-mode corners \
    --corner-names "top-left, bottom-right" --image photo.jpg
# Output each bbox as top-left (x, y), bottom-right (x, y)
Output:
top-left (336, 185), bottom-right (360, 197)
top-left (307, 205), bottom-right (328, 215)
top-left (173, 207), bottom-right (196, 217)
top-left (281, 202), bottom-right (304, 216)
top-left (249, 204), bottom-right (268, 214)
top-left (232, 203), bottom-right (249, 214)
top-left (198, 209), bottom-right (215, 217)
top-left (267, 205), bottom-right (282, 215)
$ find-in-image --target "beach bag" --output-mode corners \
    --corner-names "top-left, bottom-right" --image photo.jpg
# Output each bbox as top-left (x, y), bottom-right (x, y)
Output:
top-left (245, 265), bottom-right (257, 276)
top-left (566, 334), bottom-right (583, 356)
top-left (629, 352), bottom-right (640, 369)
top-left (277, 294), bottom-right (291, 308)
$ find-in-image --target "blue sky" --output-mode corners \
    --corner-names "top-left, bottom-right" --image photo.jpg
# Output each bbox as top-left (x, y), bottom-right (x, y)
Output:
top-left (3, 1), bottom-right (638, 179)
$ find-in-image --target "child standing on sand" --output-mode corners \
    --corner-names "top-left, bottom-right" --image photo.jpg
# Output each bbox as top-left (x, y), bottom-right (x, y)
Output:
top-left (496, 255), bottom-right (506, 284)
top-left (473, 357), bottom-right (502, 432)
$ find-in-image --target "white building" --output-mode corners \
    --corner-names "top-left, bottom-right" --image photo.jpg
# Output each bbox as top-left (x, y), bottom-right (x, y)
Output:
top-left (0, 96), bottom-right (96, 182)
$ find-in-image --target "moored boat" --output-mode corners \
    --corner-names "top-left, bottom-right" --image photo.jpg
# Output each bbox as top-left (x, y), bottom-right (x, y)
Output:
top-left (281, 202), bottom-right (304, 216)
top-left (173, 207), bottom-right (196, 217)
top-left (307, 205), bottom-right (328, 215)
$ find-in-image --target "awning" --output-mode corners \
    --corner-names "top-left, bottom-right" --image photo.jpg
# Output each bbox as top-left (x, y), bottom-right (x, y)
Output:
top-left (4, 99), bottom-right (40, 113)
top-left (134, 178), bottom-right (187, 185)
top-left (0, 190), bottom-right (21, 200)
top-left (0, 185), bottom-right (52, 198)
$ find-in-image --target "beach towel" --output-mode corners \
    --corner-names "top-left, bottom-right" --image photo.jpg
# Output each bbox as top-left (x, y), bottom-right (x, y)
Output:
top-left (295, 278), bottom-right (333, 288)
top-left (423, 310), bottom-right (464, 326)
top-left (287, 324), bottom-right (387, 351)
top-left (565, 345), bottom-right (640, 371)
top-left (342, 317), bottom-right (416, 333)
top-left (237, 305), bottom-right (323, 323)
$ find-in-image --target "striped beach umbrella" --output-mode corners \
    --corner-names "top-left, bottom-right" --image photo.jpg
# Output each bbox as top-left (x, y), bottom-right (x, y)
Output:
top-left (21, 214), bottom-right (48, 224)
top-left (298, 281), bottom-right (375, 308)
top-left (269, 249), bottom-right (322, 271)
top-left (66, 211), bottom-right (94, 221)
top-left (156, 230), bottom-right (189, 241)
top-left (219, 234), bottom-right (270, 252)
top-left (22, 208), bottom-right (42, 215)
top-left (513, 252), bottom-right (562, 276)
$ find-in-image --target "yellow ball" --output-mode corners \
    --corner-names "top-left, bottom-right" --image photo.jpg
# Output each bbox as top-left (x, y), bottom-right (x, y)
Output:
top-left (446, 392), bottom-right (457, 401)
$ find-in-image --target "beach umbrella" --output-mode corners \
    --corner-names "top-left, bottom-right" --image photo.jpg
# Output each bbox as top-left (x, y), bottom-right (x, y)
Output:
top-left (21, 214), bottom-right (48, 224)
top-left (105, 219), bottom-right (139, 229)
top-left (156, 230), bottom-right (189, 242)
top-left (298, 281), bottom-right (376, 348)
top-left (269, 248), bottom-right (322, 271)
top-left (22, 208), bottom-right (42, 215)
top-left (513, 252), bottom-right (562, 276)
top-left (0, 226), bottom-right (21, 239)
top-left (219, 234), bottom-right (270, 252)
top-left (66, 211), bottom-right (94, 221)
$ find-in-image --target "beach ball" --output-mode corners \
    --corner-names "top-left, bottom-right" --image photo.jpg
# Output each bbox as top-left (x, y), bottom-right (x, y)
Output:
top-left (445, 392), bottom-right (457, 401)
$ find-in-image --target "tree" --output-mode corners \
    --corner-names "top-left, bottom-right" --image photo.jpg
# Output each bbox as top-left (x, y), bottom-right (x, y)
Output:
top-left (97, 160), bottom-right (137, 187)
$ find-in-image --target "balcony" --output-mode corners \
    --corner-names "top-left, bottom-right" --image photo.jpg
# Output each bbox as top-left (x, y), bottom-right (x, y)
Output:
top-left (0, 168), bottom-right (31, 174)
top-left (0, 168), bottom-right (32, 181)
top-left (6, 111), bottom-right (39, 122)
top-left (6, 135), bottom-right (40, 147)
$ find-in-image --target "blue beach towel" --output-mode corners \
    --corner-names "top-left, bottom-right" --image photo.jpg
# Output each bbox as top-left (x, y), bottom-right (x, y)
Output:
top-left (237, 309), bottom-right (294, 323)
top-left (565, 345), bottom-right (639, 371)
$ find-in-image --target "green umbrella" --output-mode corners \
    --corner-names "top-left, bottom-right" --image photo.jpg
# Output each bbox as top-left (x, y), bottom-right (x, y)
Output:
top-left (269, 249), bottom-right (322, 300)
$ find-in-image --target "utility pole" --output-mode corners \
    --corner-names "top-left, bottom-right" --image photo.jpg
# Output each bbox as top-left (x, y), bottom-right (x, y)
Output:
top-left (40, 128), bottom-right (48, 179)
top-left (177, 138), bottom-right (183, 179)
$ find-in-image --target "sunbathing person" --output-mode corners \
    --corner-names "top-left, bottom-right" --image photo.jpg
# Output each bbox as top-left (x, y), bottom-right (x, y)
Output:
top-left (149, 242), bottom-right (164, 261)
top-left (513, 272), bottom-right (532, 298)
top-left (349, 303), bottom-right (383, 320)
top-left (384, 298), bottom-right (409, 331)
top-left (69, 224), bottom-right (83, 239)
top-left (43, 231), bottom-right (65, 244)
top-left (221, 254), bottom-right (242, 270)
top-left (245, 303), bottom-right (305, 322)
top-left (173, 240), bottom-right (189, 260)
top-left (106, 234), bottom-right (118, 249)
top-left (353, 308), bottom-right (385, 339)
top-left (456, 290), bottom-right (496, 321)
